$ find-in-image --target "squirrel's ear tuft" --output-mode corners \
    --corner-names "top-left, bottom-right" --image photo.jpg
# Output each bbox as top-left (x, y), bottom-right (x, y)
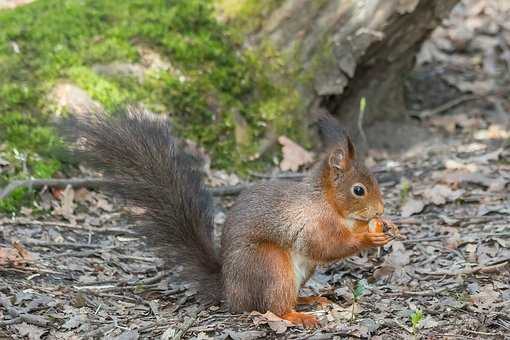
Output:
top-left (328, 146), bottom-right (349, 171)
top-left (328, 136), bottom-right (355, 171)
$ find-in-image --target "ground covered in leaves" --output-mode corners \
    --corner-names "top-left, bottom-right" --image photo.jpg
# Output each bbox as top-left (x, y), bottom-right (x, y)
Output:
top-left (2, 0), bottom-right (510, 339)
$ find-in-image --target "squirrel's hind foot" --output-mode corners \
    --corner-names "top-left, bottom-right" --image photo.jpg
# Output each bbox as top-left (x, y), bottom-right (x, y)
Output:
top-left (282, 311), bottom-right (320, 328)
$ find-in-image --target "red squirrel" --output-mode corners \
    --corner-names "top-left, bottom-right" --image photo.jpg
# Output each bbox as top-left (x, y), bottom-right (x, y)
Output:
top-left (74, 109), bottom-right (397, 328)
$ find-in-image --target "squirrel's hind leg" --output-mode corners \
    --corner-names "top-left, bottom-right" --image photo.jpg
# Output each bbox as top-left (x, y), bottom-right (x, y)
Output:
top-left (223, 242), bottom-right (318, 327)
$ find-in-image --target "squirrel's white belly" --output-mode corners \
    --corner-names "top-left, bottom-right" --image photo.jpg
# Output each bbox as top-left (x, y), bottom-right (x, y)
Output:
top-left (291, 251), bottom-right (315, 289)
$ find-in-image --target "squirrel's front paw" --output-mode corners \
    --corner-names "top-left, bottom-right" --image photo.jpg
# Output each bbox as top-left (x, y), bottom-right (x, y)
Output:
top-left (369, 217), bottom-right (404, 240)
top-left (362, 232), bottom-right (390, 247)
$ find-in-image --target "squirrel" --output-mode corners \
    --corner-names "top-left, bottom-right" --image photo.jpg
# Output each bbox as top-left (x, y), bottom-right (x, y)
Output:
top-left (74, 108), bottom-right (396, 328)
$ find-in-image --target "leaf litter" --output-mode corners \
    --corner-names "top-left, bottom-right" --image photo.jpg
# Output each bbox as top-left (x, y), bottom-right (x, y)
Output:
top-left (1, 0), bottom-right (510, 338)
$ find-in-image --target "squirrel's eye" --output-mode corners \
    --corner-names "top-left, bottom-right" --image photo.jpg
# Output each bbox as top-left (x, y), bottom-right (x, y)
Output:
top-left (351, 184), bottom-right (366, 197)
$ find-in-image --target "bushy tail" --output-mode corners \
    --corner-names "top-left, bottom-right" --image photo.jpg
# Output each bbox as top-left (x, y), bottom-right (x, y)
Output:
top-left (73, 108), bottom-right (221, 300)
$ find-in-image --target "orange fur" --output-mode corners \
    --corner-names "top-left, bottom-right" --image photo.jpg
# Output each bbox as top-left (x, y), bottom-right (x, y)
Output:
top-left (297, 296), bottom-right (331, 306)
top-left (282, 311), bottom-right (320, 328)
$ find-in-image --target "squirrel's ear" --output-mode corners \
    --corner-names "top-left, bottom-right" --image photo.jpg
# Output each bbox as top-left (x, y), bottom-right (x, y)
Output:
top-left (328, 136), bottom-right (355, 171)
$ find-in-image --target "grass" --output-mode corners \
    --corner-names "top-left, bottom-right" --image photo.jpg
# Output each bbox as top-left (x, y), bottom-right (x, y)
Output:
top-left (0, 0), bottom-right (309, 212)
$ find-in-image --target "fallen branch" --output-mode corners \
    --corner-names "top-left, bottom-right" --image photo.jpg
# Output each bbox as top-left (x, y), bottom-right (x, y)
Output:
top-left (402, 232), bottom-right (510, 244)
top-left (0, 178), bottom-right (104, 199)
top-left (1, 218), bottom-right (137, 235)
top-left (172, 310), bottom-right (199, 340)
top-left (22, 240), bottom-right (118, 250)
top-left (388, 283), bottom-right (462, 297)
top-left (0, 177), bottom-right (249, 198)
top-left (0, 295), bottom-right (49, 327)
top-left (417, 258), bottom-right (509, 277)
top-left (414, 94), bottom-right (481, 118)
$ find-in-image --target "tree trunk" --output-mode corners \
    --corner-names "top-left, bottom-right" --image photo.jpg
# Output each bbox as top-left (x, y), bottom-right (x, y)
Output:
top-left (223, 0), bottom-right (460, 146)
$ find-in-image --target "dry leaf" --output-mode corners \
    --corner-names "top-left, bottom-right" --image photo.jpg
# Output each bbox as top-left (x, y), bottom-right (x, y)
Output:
top-left (13, 322), bottom-right (46, 340)
top-left (422, 184), bottom-right (464, 205)
top-left (226, 330), bottom-right (267, 340)
top-left (278, 136), bottom-right (314, 172)
top-left (440, 171), bottom-right (507, 191)
top-left (474, 124), bottom-right (510, 140)
top-left (0, 241), bottom-right (33, 267)
top-left (251, 311), bottom-right (293, 334)
top-left (52, 185), bottom-right (76, 220)
top-left (330, 304), bottom-right (361, 320)
top-left (373, 265), bottom-right (396, 281)
top-left (400, 198), bottom-right (424, 217)
top-left (13, 240), bottom-right (32, 261)
top-left (96, 196), bottom-right (113, 212)
top-left (470, 285), bottom-right (500, 311)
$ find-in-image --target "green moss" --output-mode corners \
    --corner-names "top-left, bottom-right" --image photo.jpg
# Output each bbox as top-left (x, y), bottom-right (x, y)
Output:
top-left (67, 66), bottom-right (129, 110)
top-left (0, 0), bottom-right (314, 211)
top-left (214, 0), bottom-right (285, 35)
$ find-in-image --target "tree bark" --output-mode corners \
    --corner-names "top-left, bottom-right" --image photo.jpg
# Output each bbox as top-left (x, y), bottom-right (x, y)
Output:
top-left (235, 0), bottom-right (460, 145)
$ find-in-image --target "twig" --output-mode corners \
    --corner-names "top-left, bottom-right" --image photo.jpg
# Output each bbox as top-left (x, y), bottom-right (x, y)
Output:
top-left (417, 259), bottom-right (509, 276)
top-left (402, 232), bottom-right (510, 244)
top-left (388, 283), bottom-right (462, 297)
top-left (414, 94), bottom-right (481, 118)
top-left (463, 329), bottom-right (505, 337)
top-left (0, 295), bottom-right (49, 327)
top-left (75, 271), bottom-right (169, 292)
top-left (0, 266), bottom-right (63, 275)
top-left (1, 219), bottom-right (137, 235)
top-left (22, 240), bottom-right (117, 250)
top-left (172, 311), bottom-right (199, 340)
top-left (0, 316), bottom-right (22, 326)
top-left (0, 177), bottom-right (249, 198)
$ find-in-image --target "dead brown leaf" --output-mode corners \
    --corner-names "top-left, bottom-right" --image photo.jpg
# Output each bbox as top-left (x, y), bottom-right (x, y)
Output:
top-left (12, 323), bottom-right (46, 340)
top-left (0, 241), bottom-right (33, 267)
top-left (278, 136), bottom-right (314, 172)
top-left (251, 311), bottom-right (293, 333)
top-left (421, 184), bottom-right (464, 205)
top-left (474, 124), bottom-right (510, 140)
top-left (400, 198), bottom-right (425, 217)
top-left (440, 170), bottom-right (507, 191)
top-left (52, 185), bottom-right (76, 220)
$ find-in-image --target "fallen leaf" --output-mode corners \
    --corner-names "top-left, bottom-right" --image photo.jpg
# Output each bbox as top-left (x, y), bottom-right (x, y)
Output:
top-left (12, 240), bottom-right (32, 261)
top-left (226, 330), bottom-right (268, 340)
top-left (420, 315), bottom-right (439, 329)
top-left (422, 184), bottom-right (464, 205)
top-left (52, 185), bottom-right (75, 220)
top-left (251, 311), bottom-right (293, 334)
top-left (470, 285), bottom-right (500, 311)
top-left (469, 148), bottom-right (503, 163)
top-left (373, 264), bottom-right (395, 281)
top-left (0, 241), bottom-right (33, 267)
top-left (387, 241), bottom-right (411, 267)
top-left (112, 330), bottom-right (139, 340)
top-left (13, 323), bottom-right (46, 340)
top-left (96, 196), bottom-right (113, 212)
top-left (61, 314), bottom-right (82, 330)
top-left (474, 124), bottom-right (510, 140)
top-left (330, 304), bottom-right (361, 320)
top-left (278, 136), bottom-right (314, 172)
top-left (401, 198), bottom-right (425, 217)
top-left (440, 171), bottom-right (507, 191)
